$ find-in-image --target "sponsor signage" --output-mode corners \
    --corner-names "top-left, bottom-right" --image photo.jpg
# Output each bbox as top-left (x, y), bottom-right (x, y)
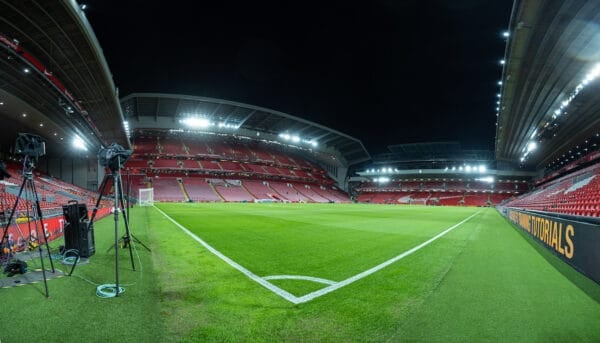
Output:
top-left (506, 208), bottom-right (600, 284)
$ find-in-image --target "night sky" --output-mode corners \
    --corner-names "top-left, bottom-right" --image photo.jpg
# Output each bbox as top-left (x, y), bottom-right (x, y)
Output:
top-left (86, 1), bottom-right (513, 154)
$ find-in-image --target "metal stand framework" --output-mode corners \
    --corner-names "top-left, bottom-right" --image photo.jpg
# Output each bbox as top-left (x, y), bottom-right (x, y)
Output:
top-left (0, 157), bottom-right (55, 298)
top-left (88, 156), bottom-right (148, 297)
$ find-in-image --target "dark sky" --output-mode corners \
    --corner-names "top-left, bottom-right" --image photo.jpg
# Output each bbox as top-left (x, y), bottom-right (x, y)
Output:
top-left (85, 0), bottom-right (513, 154)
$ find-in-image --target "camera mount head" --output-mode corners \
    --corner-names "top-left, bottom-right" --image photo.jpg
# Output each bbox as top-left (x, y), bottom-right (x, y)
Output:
top-left (98, 143), bottom-right (132, 172)
top-left (15, 133), bottom-right (46, 162)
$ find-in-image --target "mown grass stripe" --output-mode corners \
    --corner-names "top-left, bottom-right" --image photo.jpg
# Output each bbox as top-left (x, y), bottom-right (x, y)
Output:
top-left (153, 205), bottom-right (302, 303)
top-left (295, 210), bottom-right (481, 303)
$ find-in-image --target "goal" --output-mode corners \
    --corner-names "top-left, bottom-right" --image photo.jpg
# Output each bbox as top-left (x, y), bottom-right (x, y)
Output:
top-left (138, 187), bottom-right (154, 206)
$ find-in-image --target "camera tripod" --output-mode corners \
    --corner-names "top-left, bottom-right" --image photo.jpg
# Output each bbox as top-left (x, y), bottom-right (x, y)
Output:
top-left (0, 156), bottom-right (55, 298)
top-left (88, 155), bottom-right (149, 297)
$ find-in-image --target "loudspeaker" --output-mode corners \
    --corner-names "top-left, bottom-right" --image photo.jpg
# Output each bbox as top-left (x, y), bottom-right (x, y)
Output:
top-left (62, 202), bottom-right (95, 257)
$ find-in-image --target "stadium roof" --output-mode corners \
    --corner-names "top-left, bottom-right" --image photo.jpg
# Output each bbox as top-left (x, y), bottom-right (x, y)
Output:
top-left (495, 0), bottom-right (600, 169)
top-left (121, 93), bottom-right (371, 166)
top-left (0, 0), bottom-right (127, 156)
top-left (383, 142), bottom-right (495, 162)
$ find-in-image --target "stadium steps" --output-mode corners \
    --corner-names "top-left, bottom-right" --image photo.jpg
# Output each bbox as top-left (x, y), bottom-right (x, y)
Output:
top-left (177, 179), bottom-right (190, 202)
top-left (210, 183), bottom-right (226, 202)
top-left (293, 187), bottom-right (315, 203)
top-left (240, 183), bottom-right (254, 201)
top-left (267, 183), bottom-right (288, 202)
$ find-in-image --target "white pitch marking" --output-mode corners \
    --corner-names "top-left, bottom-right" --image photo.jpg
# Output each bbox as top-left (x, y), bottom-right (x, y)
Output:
top-left (294, 210), bottom-right (482, 303)
top-left (155, 205), bottom-right (480, 304)
top-left (263, 275), bottom-right (337, 285)
top-left (153, 206), bottom-right (302, 304)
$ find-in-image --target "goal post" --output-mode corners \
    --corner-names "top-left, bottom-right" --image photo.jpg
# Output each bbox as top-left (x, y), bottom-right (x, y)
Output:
top-left (139, 187), bottom-right (154, 206)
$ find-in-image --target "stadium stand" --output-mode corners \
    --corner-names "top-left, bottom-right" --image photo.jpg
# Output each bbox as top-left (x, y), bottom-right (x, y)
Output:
top-left (181, 178), bottom-right (222, 202)
top-left (354, 178), bottom-right (515, 206)
top-left (150, 177), bottom-right (185, 202)
top-left (243, 180), bottom-right (277, 201)
top-left (505, 163), bottom-right (600, 217)
top-left (124, 130), bottom-right (351, 203)
top-left (211, 180), bottom-right (255, 202)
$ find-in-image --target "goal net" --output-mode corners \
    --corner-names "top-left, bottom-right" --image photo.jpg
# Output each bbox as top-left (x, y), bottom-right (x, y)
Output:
top-left (139, 188), bottom-right (154, 206)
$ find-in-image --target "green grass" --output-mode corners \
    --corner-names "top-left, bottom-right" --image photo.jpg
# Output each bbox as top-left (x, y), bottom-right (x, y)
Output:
top-left (1, 203), bottom-right (599, 342)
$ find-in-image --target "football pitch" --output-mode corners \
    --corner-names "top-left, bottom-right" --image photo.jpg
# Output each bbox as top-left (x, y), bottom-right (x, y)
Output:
top-left (2, 203), bottom-right (600, 342)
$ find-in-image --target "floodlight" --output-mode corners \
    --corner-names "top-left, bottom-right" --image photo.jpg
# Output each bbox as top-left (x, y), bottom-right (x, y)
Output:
top-left (72, 135), bottom-right (87, 151)
top-left (279, 133), bottom-right (291, 140)
top-left (181, 117), bottom-right (212, 128)
top-left (527, 141), bottom-right (537, 152)
top-left (479, 165), bottom-right (486, 173)
top-left (502, 31), bottom-right (509, 38)
top-left (498, 81), bottom-right (503, 85)
top-left (458, 166), bottom-right (463, 171)
top-left (465, 165), bottom-right (472, 173)
top-left (310, 141), bottom-right (318, 147)
top-left (500, 59), bottom-right (506, 65)
top-left (23, 68), bottom-right (31, 74)
top-left (452, 166), bottom-right (456, 171)
top-left (291, 135), bottom-right (300, 143)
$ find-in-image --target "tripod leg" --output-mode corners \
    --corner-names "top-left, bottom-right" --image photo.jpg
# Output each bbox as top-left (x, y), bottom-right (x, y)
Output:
top-left (30, 179), bottom-right (55, 273)
top-left (26, 174), bottom-right (55, 298)
top-left (116, 172), bottom-right (136, 271)
top-left (113, 171), bottom-right (121, 296)
top-left (89, 174), bottom-right (110, 227)
top-left (129, 233), bottom-right (151, 252)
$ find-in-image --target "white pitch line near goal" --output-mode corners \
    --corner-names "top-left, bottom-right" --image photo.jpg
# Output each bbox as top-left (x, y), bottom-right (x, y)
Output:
top-left (153, 206), bottom-right (303, 304)
top-left (263, 275), bottom-right (337, 285)
top-left (154, 205), bottom-right (481, 304)
top-left (294, 210), bottom-right (482, 304)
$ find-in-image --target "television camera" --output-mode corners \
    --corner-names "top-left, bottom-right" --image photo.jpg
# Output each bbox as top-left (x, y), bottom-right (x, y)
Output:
top-left (15, 133), bottom-right (46, 160)
top-left (98, 143), bottom-right (132, 172)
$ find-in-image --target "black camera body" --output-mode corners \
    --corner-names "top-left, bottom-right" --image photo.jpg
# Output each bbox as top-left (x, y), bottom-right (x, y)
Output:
top-left (15, 133), bottom-right (46, 159)
top-left (98, 143), bottom-right (132, 171)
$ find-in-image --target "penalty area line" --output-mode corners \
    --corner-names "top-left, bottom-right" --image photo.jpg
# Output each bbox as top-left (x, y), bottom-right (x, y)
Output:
top-left (153, 206), bottom-right (303, 304)
top-left (295, 210), bottom-right (482, 304)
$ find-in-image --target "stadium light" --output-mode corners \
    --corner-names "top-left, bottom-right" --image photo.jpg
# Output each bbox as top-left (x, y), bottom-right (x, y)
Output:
top-left (465, 165), bottom-right (472, 173)
top-left (500, 59), bottom-right (506, 65)
top-left (72, 135), bottom-right (87, 151)
top-left (476, 176), bottom-right (494, 183)
top-left (502, 31), bottom-right (509, 38)
top-left (181, 117), bottom-right (212, 128)
top-left (527, 141), bottom-right (537, 152)
top-left (478, 165), bottom-right (486, 173)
